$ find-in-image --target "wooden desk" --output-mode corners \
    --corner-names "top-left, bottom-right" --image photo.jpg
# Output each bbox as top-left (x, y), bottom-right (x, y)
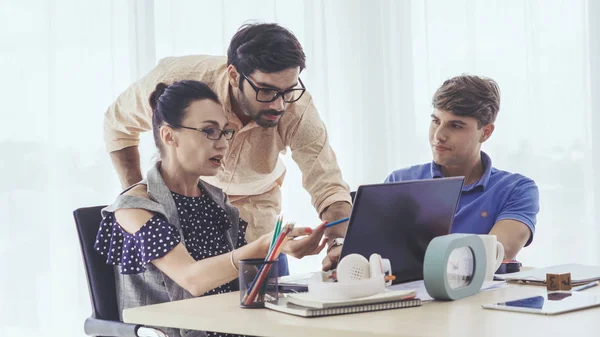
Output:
top-left (123, 284), bottom-right (600, 337)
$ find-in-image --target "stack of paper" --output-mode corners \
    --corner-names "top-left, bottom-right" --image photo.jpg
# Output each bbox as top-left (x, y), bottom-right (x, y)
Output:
top-left (389, 280), bottom-right (506, 301)
top-left (495, 264), bottom-right (600, 286)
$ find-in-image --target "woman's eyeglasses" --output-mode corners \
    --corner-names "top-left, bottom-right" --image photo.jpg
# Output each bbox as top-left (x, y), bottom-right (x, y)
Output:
top-left (171, 125), bottom-right (235, 140)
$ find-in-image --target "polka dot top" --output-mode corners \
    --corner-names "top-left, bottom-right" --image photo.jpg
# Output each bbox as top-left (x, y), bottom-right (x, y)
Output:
top-left (94, 190), bottom-right (248, 298)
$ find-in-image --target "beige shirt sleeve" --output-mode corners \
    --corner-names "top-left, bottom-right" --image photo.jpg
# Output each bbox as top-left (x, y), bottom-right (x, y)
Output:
top-left (103, 57), bottom-right (192, 152)
top-left (288, 97), bottom-right (352, 215)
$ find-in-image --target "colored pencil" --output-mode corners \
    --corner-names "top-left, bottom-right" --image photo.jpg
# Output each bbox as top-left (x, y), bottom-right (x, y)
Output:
top-left (268, 215), bottom-right (282, 253)
top-left (573, 281), bottom-right (600, 292)
top-left (325, 217), bottom-right (350, 228)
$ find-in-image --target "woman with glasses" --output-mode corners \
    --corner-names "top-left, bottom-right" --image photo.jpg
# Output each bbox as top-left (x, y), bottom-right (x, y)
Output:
top-left (95, 80), bottom-right (327, 337)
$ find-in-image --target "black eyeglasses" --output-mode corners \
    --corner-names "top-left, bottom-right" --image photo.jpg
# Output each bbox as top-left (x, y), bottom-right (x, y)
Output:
top-left (171, 125), bottom-right (235, 140)
top-left (241, 73), bottom-right (306, 103)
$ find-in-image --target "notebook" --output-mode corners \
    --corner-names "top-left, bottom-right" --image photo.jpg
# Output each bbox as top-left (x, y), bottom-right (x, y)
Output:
top-left (495, 264), bottom-right (600, 286)
top-left (286, 289), bottom-right (417, 309)
top-left (265, 297), bottom-right (422, 317)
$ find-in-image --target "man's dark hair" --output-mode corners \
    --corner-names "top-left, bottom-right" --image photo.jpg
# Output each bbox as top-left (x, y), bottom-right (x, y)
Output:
top-left (432, 75), bottom-right (501, 128)
top-left (227, 23), bottom-right (306, 85)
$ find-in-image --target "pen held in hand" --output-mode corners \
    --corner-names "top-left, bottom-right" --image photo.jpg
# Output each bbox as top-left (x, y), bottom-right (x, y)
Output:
top-left (325, 217), bottom-right (350, 228)
top-left (572, 280), bottom-right (600, 292)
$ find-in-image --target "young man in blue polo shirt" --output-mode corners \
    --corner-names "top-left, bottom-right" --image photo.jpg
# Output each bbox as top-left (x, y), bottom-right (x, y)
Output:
top-left (385, 75), bottom-right (539, 259)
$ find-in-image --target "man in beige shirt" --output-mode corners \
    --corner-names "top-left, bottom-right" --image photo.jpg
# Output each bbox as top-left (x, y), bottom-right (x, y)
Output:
top-left (104, 23), bottom-right (351, 272)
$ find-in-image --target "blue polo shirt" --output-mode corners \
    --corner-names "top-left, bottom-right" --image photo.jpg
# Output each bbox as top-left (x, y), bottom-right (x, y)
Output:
top-left (384, 152), bottom-right (539, 246)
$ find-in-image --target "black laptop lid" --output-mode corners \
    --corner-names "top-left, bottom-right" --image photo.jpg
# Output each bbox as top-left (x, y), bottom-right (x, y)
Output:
top-left (340, 177), bottom-right (464, 284)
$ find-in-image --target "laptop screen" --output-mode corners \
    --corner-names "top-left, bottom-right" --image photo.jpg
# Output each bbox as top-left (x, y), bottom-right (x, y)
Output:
top-left (340, 177), bottom-right (464, 284)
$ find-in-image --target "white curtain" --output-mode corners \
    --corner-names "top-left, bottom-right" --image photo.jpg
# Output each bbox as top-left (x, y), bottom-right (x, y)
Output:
top-left (1, 1), bottom-right (153, 335)
top-left (1, 0), bottom-right (597, 336)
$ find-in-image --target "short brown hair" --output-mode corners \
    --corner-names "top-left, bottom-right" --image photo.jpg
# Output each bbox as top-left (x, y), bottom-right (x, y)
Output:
top-left (432, 75), bottom-right (500, 127)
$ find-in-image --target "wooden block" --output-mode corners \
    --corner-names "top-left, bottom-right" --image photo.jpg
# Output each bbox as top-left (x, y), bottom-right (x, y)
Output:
top-left (546, 274), bottom-right (560, 291)
top-left (546, 273), bottom-right (572, 291)
top-left (559, 273), bottom-right (572, 290)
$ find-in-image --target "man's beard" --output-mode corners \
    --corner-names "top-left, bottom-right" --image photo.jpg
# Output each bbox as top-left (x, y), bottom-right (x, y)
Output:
top-left (252, 109), bottom-right (284, 128)
top-left (239, 92), bottom-right (285, 128)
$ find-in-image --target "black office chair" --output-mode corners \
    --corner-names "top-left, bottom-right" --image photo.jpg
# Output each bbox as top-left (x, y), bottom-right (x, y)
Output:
top-left (74, 206), bottom-right (164, 337)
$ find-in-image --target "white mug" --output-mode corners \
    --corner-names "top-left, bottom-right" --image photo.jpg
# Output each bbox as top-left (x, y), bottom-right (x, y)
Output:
top-left (478, 235), bottom-right (505, 281)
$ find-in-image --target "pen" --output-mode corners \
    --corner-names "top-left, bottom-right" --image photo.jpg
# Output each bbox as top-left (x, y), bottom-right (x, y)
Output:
top-left (325, 217), bottom-right (350, 228)
top-left (572, 281), bottom-right (600, 292)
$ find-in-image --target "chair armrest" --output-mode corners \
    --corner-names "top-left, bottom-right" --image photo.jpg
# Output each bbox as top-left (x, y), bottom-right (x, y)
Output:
top-left (84, 317), bottom-right (140, 337)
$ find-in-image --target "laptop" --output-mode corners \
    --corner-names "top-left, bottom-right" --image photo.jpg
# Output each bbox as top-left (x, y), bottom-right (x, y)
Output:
top-left (278, 176), bottom-right (464, 290)
top-left (340, 177), bottom-right (464, 284)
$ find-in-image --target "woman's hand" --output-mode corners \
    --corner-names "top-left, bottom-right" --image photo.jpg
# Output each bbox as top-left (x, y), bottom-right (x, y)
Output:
top-left (259, 222), bottom-right (328, 259)
top-left (281, 222), bottom-right (327, 259)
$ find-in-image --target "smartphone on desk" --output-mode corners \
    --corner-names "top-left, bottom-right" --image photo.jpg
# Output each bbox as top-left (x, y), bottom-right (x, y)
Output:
top-left (277, 273), bottom-right (314, 293)
top-left (482, 291), bottom-right (600, 315)
top-left (278, 284), bottom-right (308, 293)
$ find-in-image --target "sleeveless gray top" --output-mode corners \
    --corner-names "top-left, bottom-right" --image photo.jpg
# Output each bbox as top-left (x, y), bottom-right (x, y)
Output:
top-left (101, 161), bottom-right (243, 337)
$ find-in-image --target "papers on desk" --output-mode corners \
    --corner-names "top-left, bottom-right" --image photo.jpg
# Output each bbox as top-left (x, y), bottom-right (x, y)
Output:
top-left (495, 264), bottom-right (600, 286)
top-left (389, 280), bottom-right (506, 302)
top-left (278, 272), bottom-right (315, 286)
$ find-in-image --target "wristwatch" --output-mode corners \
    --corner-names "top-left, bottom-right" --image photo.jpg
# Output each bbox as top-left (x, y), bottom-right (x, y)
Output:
top-left (327, 238), bottom-right (344, 252)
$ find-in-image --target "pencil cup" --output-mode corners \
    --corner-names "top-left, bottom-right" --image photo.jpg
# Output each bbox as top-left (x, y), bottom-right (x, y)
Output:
top-left (238, 258), bottom-right (279, 308)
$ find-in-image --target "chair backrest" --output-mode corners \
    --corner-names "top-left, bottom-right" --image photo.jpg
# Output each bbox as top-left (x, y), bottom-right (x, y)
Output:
top-left (74, 206), bottom-right (120, 321)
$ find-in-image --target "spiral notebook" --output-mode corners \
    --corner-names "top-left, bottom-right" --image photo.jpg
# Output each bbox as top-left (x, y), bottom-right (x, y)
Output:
top-left (286, 289), bottom-right (417, 309)
top-left (264, 297), bottom-right (422, 317)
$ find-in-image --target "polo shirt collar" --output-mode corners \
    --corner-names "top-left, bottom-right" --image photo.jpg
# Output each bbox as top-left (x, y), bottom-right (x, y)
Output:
top-left (430, 151), bottom-right (492, 191)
